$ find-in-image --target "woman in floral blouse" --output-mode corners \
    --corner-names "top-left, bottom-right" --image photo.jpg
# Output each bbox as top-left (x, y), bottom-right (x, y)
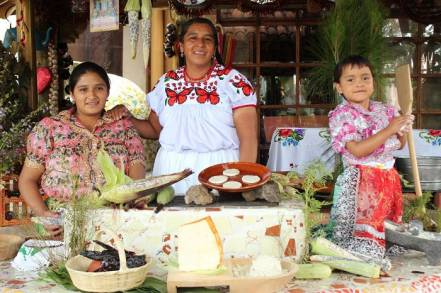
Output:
top-left (19, 62), bottom-right (147, 237)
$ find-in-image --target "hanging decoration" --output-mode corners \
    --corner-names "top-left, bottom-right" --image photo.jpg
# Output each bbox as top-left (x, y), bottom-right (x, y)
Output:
top-left (239, 0), bottom-right (284, 13)
top-left (125, 0), bottom-right (141, 58)
top-left (167, 0), bottom-right (215, 16)
top-left (400, 0), bottom-right (441, 24)
top-left (47, 42), bottom-right (59, 116)
top-left (140, 0), bottom-right (152, 68)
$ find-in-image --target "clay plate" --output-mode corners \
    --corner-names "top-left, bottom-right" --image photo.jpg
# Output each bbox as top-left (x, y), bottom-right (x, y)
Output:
top-left (198, 162), bottom-right (271, 193)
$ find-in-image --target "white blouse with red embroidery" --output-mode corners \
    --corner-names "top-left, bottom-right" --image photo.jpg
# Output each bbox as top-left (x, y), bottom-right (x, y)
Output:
top-left (147, 63), bottom-right (257, 153)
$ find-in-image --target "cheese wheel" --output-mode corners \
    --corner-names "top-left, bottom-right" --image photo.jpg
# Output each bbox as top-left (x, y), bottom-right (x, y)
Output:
top-left (222, 168), bottom-right (240, 176)
top-left (208, 175), bottom-right (228, 185)
top-left (222, 181), bottom-right (242, 189)
top-left (242, 175), bottom-right (261, 184)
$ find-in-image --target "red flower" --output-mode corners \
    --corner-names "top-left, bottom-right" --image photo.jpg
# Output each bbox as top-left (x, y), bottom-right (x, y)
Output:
top-left (232, 80), bottom-right (254, 96)
top-left (428, 129), bottom-right (441, 137)
top-left (278, 129), bottom-right (292, 137)
top-left (165, 88), bottom-right (192, 106)
top-left (165, 70), bottom-right (178, 80)
top-left (195, 88), bottom-right (220, 105)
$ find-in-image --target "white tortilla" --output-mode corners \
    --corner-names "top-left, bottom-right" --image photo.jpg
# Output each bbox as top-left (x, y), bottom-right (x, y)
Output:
top-left (222, 181), bottom-right (242, 189)
top-left (242, 175), bottom-right (261, 184)
top-left (223, 168), bottom-right (240, 177)
top-left (208, 175), bottom-right (228, 185)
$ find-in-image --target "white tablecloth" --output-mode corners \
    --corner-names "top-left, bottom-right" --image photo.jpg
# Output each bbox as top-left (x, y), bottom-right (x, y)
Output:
top-left (266, 127), bottom-right (336, 173)
top-left (266, 128), bottom-right (441, 173)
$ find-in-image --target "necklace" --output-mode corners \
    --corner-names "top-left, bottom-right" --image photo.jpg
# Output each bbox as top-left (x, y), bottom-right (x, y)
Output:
top-left (184, 65), bottom-right (214, 83)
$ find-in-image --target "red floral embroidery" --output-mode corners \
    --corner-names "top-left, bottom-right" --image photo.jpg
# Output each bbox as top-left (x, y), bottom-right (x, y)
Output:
top-left (428, 129), bottom-right (441, 137)
top-left (232, 80), bottom-right (254, 96)
top-left (216, 66), bottom-right (232, 77)
top-left (165, 70), bottom-right (179, 80)
top-left (278, 129), bottom-right (291, 137)
top-left (195, 88), bottom-right (220, 105)
top-left (165, 88), bottom-right (192, 106)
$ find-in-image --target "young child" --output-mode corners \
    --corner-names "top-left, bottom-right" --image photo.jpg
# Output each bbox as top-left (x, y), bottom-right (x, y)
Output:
top-left (328, 55), bottom-right (414, 270)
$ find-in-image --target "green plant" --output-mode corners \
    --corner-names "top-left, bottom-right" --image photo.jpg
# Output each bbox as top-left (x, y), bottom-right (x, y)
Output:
top-left (0, 41), bottom-right (48, 175)
top-left (304, 0), bottom-right (390, 103)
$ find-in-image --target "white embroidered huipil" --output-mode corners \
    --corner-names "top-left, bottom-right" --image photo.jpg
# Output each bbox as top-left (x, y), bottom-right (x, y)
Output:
top-left (147, 63), bottom-right (257, 194)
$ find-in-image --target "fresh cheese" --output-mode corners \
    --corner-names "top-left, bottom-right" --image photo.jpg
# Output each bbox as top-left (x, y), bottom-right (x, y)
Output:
top-left (222, 181), bottom-right (242, 189)
top-left (241, 175), bottom-right (261, 184)
top-left (208, 175), bottom-right (228, 185)
top-left (249, 255), bottom-right (283, 277)
top-left (223, 168), bottom-right (240, 177)
top-left (178, 216), bottom-right (223, 271)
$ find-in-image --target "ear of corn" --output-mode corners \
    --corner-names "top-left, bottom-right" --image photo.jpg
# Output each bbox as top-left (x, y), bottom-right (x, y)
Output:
top-left (310, 237), bottom-right (361, 260)
top-left (155, 186), bottom-right (175, 213)
top-left (310, 255), bottom-right (381, 278)
top-left (294, 263), bottom-right (332, 279)
top-left (140, 0), bottom-right (152, 69)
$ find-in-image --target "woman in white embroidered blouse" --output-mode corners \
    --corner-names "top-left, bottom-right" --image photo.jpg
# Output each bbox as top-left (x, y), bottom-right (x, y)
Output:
top-left (111, 17), bottom-right (258, 194)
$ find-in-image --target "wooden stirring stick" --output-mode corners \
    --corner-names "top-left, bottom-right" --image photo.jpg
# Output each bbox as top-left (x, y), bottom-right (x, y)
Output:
top-left (395, 64), bottom-right (422, 198)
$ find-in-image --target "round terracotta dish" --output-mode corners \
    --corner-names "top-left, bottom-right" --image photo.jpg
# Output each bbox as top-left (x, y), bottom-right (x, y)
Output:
top-left (198, 162), bottom-right (271, 193)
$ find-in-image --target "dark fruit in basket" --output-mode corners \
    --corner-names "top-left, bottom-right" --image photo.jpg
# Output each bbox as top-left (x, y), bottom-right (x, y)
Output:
top-left (81, 241), bottom-right (146, 272)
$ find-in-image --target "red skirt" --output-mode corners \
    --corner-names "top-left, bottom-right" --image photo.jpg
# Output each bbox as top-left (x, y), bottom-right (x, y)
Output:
top-left (354, 165), bottom-right (403, 246)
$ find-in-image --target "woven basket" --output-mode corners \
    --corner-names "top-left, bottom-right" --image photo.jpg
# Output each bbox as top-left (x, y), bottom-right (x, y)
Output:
top-left (0, 234), bottom-right (25, 260)
top-left (65, 229), bottom-right (152, 292)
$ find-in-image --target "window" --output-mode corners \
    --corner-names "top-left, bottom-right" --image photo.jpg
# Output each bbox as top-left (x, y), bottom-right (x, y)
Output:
top-left (217, 8), bottom-right (326, 163)
top-left (383, 18), bottom-right (441, 129)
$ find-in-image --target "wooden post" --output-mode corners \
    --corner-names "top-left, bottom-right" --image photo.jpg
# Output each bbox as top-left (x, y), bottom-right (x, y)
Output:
top-left (16, 0), bottom-right (38, 110)
top-left (151, 8), bottom-right (165, 89)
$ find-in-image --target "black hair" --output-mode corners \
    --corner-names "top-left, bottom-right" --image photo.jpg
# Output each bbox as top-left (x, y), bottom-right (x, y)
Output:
top-left (178, 17), bottom-right (224, 67)
top-left (65, 61), bottom-right (110, 94)
top-left (334, 55), bottom-right (374, 83)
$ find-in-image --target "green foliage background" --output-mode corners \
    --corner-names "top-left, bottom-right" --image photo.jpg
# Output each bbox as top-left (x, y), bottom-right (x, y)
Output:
top-left (304, 0), bottom-right (390, 103)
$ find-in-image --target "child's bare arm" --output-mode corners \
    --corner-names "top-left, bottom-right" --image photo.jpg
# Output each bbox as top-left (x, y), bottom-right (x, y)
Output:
top-left (346, 115), bottom-right (413, 157)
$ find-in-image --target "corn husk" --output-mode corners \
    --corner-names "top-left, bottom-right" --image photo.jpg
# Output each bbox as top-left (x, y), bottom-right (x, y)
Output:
top-left (140, 0), bottom-right (152, 68)
top-left (140, 18), bottom-right (151, 68)
top-left (125, 0), bottom-right (141, 59)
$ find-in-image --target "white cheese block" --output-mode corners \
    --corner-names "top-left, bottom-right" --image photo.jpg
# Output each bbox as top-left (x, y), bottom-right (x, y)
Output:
top-left (178, 216), bottom-right (223, 271)
top-left (249, 255), bottom-right (283, 277)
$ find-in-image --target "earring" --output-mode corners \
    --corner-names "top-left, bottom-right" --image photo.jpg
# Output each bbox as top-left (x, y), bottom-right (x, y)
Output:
top-left (180, 51), bottom-right (184, 58)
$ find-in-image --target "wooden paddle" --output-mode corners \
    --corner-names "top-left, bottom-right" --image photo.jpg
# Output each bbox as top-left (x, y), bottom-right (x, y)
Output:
top-left (395, 64), bottom-right (422, 197)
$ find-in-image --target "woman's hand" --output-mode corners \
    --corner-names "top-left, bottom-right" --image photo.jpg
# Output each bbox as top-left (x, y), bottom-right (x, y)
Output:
top-left (107, 105), bottom-right (129, 121)
top-left (41, 210), bottom-right (63, 240)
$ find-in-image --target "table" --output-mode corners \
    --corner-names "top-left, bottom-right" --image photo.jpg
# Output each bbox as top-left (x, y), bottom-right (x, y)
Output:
top-left (64, 201), bottom-right (307, 277)
top-left (266, 127), bottom-right (336, 173)
top-left (267, 128), bottom-right (441, 173)
top-left (2, 251), bottom-right (441, 292)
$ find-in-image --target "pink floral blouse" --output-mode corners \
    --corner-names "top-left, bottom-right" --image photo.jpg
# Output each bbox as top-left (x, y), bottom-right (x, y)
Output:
top-left (24, 109), bottom-right (145, 201)
top-left (328, 99), bottom-right (401, 167)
